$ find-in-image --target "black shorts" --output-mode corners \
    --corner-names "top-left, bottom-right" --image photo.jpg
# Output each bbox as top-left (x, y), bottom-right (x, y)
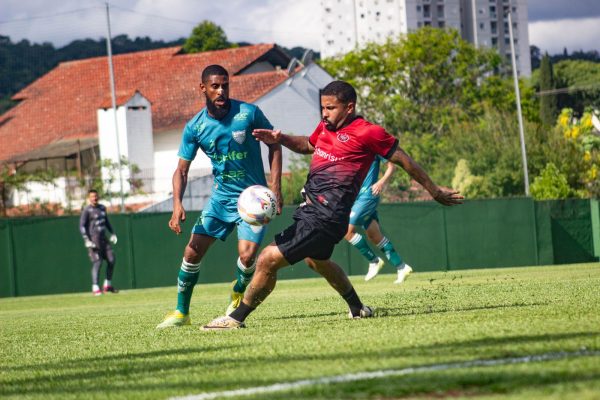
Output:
top-left (274, 218), bottom-right (340, 265)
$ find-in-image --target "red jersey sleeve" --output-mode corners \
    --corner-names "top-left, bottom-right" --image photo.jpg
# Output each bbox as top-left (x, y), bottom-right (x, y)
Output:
top-left (365, 125), bottom-right (398, 159)
top-left (308, 121), bottom-right (324, 147)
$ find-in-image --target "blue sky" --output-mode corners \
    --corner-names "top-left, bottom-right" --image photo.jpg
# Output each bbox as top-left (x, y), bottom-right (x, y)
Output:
top-left (1, 0), bottom-right (599, 55)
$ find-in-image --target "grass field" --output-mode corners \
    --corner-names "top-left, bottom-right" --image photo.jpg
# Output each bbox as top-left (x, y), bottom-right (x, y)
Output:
top-left (1, 263), bottom-right (599, 399)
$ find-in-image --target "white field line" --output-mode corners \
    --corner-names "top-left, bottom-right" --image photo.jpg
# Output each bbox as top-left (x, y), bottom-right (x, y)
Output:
top-left (170, 349), bottom-right (599, 400)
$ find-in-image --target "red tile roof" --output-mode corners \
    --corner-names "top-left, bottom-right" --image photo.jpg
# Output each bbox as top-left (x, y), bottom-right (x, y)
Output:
top-left (0, 44), bottom-right (291, 163)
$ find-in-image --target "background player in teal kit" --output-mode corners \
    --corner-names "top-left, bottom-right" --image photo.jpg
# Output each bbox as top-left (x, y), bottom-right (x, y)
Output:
top-left (344, 156), bottom-right (413, 283)
top-left (157, 64), bottom-right (282, 329)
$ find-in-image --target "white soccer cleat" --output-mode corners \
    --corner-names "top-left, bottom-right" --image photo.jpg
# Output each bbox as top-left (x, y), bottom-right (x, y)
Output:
top-left (394, 264), bottom-right (413, 284)
top-left (202, 315), bottom-right (245, 331)
top-left (364, 257), bottom-right (385, 281)
top-left (348, 305), bottom-right (374, 319)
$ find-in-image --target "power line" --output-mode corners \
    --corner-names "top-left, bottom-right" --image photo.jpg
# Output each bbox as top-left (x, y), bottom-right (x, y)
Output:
top-left (0, 7), bottom-right (102, 24)
top-left (107, 4), bottom-right (316, 35)
top-left (537, 83), bottom-right (600, 96)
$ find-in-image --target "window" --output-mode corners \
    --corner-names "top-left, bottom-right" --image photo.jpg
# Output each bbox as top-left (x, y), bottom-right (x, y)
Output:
top-left (480, 22), bottom-right (484, 29)
top-left (491, 37), bottom-right (498, 46)
top-left (437, 4), bottom-right (444, 17)
top-left (417, 5), bottom-right (421, 11)
top-left (438, 20), bottom-right (445, 28)
top-left (424, 21), bottom-right (431, 26)
top-left (423, 4), bottom-right (431, 18)
top-left (490, 21), bottom-right (497, 34)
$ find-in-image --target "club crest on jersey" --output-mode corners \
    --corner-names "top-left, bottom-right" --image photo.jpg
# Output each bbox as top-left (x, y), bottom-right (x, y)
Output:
top-left (337, 132), bottom-right (350, 142)
top-left (232, 130), bottom-right (246, 144)
top-left (234, 112), bottom-right (249, 121)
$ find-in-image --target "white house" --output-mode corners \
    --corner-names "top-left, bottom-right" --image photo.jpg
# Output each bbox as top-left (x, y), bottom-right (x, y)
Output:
top-left (0, 45), bottom-right (333, 210)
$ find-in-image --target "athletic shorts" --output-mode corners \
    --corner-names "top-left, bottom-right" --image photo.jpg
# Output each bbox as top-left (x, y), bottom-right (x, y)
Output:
top-left (192, 213), bottom-right (266, 244)
top-left (275, 218), bottom-right (339, 265)
top-left (348, 197), bottom-right (379, 229)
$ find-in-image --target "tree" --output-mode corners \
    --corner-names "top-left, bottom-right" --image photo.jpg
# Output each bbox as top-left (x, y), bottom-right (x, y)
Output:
top-left (530, 163), bottom-right (572, 200)
top-left (539, 53), bottom-right (557, 125)
top-left (530, 45), bottom-right (541, 70)
top-left (183, 21), bottom-right (233, 53)
top-left (320, 28), bottom-right (531, 186)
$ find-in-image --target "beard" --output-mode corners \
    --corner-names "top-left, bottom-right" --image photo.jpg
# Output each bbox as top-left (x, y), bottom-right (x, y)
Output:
top-left (323, 118), bottom-right (337, 131)
top-left (206, 96), bottom-right (230, 119)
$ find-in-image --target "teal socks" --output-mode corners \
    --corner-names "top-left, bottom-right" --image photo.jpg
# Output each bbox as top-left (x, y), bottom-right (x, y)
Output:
top-left (348, 233), bottom-right (378, 263)
top-left (377, 237), bottom-right (403, 268)
top-left (176, 259), bottom-right (201, 315)
top-left (233, 257), bottom-right (256, 293)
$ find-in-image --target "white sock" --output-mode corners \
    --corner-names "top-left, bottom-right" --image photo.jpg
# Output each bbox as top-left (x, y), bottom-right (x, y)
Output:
top-left (237, 257), bottom-right (256, 274)
top-left (92, 284), bottom-right (100, 292)
top-left (397, 263), bottom-right (406, 272)
top-left (104, 279), bottom-right (112, 287)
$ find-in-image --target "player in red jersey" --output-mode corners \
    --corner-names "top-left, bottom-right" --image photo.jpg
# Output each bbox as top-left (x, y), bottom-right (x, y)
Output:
top-left (203, 81), bottom-right (463, 329)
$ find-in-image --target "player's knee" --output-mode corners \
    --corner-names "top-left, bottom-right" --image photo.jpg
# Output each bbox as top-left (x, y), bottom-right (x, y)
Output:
top-left (183, 245), bottom-right (201, 264)
top-left (238, 250), bottom-right (257, 267)
top-left (256, 248), bottom-right (282, 272)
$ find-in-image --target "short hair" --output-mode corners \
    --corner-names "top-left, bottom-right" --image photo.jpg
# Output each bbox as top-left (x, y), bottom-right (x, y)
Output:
top-left (88, 189), bottom-right (98, 195)
top-left (201, 64), bottom-right (229, 83)
top-left (321, 81), bottom-right (357, 105)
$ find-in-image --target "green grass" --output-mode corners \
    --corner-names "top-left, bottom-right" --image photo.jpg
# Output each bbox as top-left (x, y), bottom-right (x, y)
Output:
top-left (1, 263), bottom-right (599, 399)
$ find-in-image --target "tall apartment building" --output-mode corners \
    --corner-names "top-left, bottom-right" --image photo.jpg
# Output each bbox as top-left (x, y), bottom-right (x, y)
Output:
top-left (320, 0), bottom-right (531, 76)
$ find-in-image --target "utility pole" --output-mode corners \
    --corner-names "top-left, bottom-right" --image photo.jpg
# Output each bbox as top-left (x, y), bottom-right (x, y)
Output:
top-left (471, 0), bottom-right (478, 48)
top-left (507, 11), bottom-right (530, 196)
top-left (105, 2), bottom-right (126, 212)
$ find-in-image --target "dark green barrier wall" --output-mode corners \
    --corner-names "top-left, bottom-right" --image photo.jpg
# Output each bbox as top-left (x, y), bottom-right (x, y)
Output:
top-left (0, 198), bottom-right (597, 297)
top-left (592, 200), bottom-right (600, 258)
top-left (0, 220), bottom-right (14, 296)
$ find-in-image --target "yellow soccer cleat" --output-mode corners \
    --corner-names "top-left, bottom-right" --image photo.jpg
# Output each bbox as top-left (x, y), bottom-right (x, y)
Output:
top-left (226, 280), bottom-right (244, 315)
top-left (156, 310), bottom-right (191, 329)
top-left (226, 292), bottom-right (244, 316)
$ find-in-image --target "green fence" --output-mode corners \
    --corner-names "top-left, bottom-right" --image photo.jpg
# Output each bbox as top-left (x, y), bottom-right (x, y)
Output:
top-left (0, 198), bottom-right (598, 297)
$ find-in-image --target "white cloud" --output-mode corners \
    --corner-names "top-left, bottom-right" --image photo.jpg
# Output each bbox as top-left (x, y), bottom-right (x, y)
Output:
top-left (529, 17), bottom-right (600, 54)
top-left (0, 0), bottom-right (322, 50)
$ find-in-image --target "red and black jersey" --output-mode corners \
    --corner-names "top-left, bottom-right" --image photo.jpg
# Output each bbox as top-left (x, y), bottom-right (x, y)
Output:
top-left (296, 117), bottom-right (398, 240)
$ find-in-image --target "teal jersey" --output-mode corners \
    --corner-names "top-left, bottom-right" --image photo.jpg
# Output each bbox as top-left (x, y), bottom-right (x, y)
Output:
top-left (178, 99), bottom-right (273, 202)
top-left (356, 155), bottom-right (386, 201)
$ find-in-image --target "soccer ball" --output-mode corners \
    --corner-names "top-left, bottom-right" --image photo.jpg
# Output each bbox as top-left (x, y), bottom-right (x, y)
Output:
top-left (237, 185), bottom-right (277, 226)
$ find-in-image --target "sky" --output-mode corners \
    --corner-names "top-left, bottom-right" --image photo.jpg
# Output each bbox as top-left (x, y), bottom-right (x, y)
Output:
top-left (1, 0), bottom-right (599, 55)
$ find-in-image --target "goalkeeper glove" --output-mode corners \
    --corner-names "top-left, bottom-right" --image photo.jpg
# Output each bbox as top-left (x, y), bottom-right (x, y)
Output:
top-left (109, 234), bottom-right (118, 245)
top-left (84, 238), bottom-right (95, 249)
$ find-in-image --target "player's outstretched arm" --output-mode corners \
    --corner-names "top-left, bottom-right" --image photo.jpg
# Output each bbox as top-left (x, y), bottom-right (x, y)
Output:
top-left (388, 147), bottom-right (463, 206)
top-left (253, 129), bottom-right (314, 154)
top-left (169, 159), bottom-right (191, 234)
